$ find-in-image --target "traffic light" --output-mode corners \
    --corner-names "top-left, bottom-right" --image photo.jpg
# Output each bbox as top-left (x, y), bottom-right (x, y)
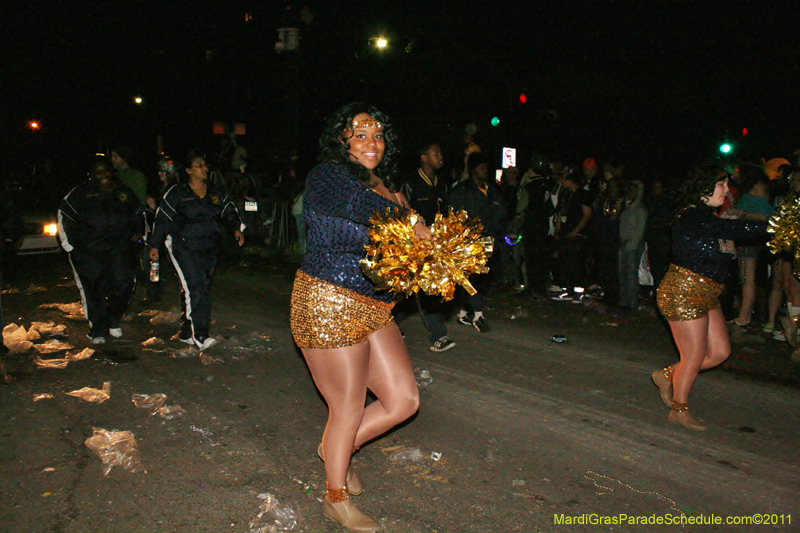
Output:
top-left (519, 93), bottom-right (527, 104)
top-left (491, 116), bottom-right (500, 127)
top-left (719, 143), bottom-right (732, 154)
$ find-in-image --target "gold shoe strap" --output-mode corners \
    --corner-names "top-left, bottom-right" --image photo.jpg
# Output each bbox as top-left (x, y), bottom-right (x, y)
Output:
top-left (663, 365), bottom-right (674, 382)
top-left (671, 400), bottom-right (689, 413)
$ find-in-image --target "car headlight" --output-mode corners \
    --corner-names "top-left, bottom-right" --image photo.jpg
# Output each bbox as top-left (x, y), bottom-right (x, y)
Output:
top-left (43, 224), bottom-right (58, 236)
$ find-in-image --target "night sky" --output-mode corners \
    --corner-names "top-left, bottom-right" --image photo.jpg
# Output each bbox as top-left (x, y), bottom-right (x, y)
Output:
top-left (4, 0), bottom-right (800, 182)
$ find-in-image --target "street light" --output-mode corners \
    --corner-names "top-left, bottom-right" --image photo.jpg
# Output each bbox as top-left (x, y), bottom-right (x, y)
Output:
top-left (28, 120), bottom-right (40, 130)
top-left (375, 37), bottom-right (388, 49)
top-left (134, 96), bottom-right (143, 105)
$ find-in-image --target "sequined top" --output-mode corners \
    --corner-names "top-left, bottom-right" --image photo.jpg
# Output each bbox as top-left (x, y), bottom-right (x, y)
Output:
top-left (300, 162), bottom-right (398, 303)
top-left (671, 206), bottom-right (766, 283)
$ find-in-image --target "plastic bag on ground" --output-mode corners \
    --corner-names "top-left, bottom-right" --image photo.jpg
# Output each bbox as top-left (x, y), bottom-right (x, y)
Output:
top-left (2, 323), bottom-right (37, 354)
top-left (414, 368), bottom-right (433, 387)
top-left (389, 447), bottom-right (425, 464)
top-left (38, 302), bottom-right (85, 321)
top-left (84, 427), bottom-right (145, 475)
top-left (67, 382), bottom-right (111, 403)
top-left (32, 339), bottom-right (74, 354)
top-left (67, 348), bottom-right (95, 361)
top-left (31, 321), bottom-right (67, 336)
top-left (34, 356), bottom-right (70, 369)
top-left (246, 493), bottom-right (298, 533)
top-left (147, 310), bottom-right (181, 326)
top-left (131, 393), bottom-right (167, 412)
top-left (155, 404), bottom-right (186, 420)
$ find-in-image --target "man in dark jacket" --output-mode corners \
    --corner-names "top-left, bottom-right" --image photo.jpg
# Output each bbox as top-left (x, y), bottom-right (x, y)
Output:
top-left (58, 156), bottom-right (145, 344)
top-left (449, 151), bottom-right (506, 332)
top-left (399, 141), bottom-right (455, 351)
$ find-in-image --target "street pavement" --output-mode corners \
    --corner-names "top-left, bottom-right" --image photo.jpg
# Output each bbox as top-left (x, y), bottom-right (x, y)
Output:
top-left (1, 250), bottom-right (799, 533)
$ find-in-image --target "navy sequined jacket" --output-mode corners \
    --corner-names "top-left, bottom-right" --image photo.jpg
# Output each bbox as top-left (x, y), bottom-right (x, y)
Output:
top-left (671, 206), bottom-right (766, 284)
top-left (150, 182), bottom-right (244, 254)
top-left (300, 162), bottom-right (398, 303)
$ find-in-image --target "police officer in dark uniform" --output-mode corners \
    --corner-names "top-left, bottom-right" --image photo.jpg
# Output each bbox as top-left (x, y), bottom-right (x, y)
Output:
top-left (148, 151), bottom-right (245, 351)
top-left (58, 156), bottom-right (145, 344)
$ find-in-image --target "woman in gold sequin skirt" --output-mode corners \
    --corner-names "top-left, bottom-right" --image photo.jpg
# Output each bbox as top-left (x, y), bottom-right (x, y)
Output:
top-left (652, 164), bottom-right (766, 431)
top-left (291, 103), bottom-right (431, 532)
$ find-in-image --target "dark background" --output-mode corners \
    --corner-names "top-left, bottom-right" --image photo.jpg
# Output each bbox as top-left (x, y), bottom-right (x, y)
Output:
top-left (4, 0), bottom-right (800, 190)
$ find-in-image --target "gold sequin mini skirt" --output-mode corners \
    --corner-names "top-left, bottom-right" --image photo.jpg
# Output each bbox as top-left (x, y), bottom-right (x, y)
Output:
top-left (290, 271), bottom-right (395, 349)
top-left (657, 264), bottom-right (724, 321)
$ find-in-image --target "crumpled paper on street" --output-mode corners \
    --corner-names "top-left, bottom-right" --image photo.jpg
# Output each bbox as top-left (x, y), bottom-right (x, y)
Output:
top-left (141, 337), bottom-right (164, 347)
top-left (67, 382), bottom-right (111, 403)
top-left (2, 323), bottom-right (40, 353)
top-left (131, 393), bottom-right (167, 412)
top-left (84, 427), bottom-right (145, 475)
top-left (34, 356), bottom-right (70, 369)
top-left (32, 339), bottom-right (74, 354)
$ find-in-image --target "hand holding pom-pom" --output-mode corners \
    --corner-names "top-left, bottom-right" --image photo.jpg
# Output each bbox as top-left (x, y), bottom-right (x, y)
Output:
top-left (361, 208), bottom-right (493, 301)
top-left (768, 196), bottom-right (800, 278)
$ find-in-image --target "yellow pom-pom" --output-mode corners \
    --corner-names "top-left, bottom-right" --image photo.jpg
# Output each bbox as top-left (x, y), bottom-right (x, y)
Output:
top-left (361, 208), bottom-right (493, 301)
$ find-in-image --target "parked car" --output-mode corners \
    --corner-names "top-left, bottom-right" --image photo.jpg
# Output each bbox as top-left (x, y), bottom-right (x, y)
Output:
top-left (8, 183), bottom-right (61, 256)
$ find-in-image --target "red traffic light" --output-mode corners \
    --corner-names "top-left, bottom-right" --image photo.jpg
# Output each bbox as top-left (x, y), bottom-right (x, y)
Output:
top-left (519, 94), bottom-right (527, 104)
top-left (742, 127), bottom-right (748, 136)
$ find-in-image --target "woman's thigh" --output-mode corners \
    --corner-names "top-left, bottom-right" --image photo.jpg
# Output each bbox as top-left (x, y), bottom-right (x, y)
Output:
top-left (364, 324), bottom-right (418, 409)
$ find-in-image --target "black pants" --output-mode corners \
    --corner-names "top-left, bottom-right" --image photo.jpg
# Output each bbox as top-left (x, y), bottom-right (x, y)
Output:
top-left (558, 235), bottom-right (588, 293)
top-left (167, 240), bottom-right (217, 343)
top-left (69, 248), bottom-right (136, 338)
top-left (522, 232), bottom-right (553, 293)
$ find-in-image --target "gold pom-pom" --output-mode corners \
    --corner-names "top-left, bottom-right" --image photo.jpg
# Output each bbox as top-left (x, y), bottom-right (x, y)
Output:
top-left (361, 208), bottom-right (493, 301)
top-left (768, 196), bottom-right (800, 277)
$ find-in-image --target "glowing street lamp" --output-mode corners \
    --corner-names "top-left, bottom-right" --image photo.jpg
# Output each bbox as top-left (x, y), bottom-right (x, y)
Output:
top-left (134, 96), bottom-right (143, 105)
top-left (375, 37), bottom-right (388, 49)
top-left (28, 120), bottom-right (40, 130)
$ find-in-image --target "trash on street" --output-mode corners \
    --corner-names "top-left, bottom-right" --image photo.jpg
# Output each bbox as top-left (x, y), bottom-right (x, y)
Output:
top-left (140, 337), bottom-right (164, 347)
top-left (30, 321), bottom-right (67, 336)
top-left (84, 427), bottom-right (145, 475)
top-left (33, 356), bottom-right (70, 369)
top-left (33, 393), bottom-right (55, 402)
top-left (155, 404), bottom-right (186, 419)
top-left (131, 393), bottom-right (167, 413)
top-left (389, 447), bottom-right (425, 464)
top-left (246, 493), bottom-right (298, 533)
top-left (66, 382), bottom-right (111, 403)
top-left (38, 302), bottom-right (85, 321)
top-left (414, 368), bottom-right (433, 387)
top-left (551, 334), bottom-right (567, 343)
top-left (32, 339), bottom-right (74, 353)
top-left (67, 348), bottom-right (95, 361)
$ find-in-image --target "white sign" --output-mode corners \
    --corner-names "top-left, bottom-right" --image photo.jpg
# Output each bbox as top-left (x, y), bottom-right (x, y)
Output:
top-left (502, 147), bottom-right (516, 169)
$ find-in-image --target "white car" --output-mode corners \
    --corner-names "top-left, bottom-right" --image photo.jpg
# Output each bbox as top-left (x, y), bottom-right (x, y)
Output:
top-left (17, 210), bottom-right (60, 255)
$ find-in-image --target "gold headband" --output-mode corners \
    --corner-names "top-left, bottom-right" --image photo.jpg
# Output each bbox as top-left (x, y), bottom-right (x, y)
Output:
top-left (352, 118), bottom-right (383, 130)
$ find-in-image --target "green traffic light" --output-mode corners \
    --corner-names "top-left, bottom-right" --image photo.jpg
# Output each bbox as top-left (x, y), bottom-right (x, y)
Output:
top-left (491, 116), bottom-right (500, 127)
top-left (720, 143), bottom-right (732, 154)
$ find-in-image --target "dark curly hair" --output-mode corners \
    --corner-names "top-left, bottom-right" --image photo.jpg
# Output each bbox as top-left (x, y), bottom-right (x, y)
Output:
top-left (674, 162), bottom-right (730, 212)
top-left (318, 102), bottom-right (400, 189)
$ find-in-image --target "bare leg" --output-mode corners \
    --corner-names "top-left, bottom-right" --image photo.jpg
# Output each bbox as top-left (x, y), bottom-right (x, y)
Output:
top-left (735, 257), bottom-right (757, 324)
top-left (767, 259), bottom-right (785, 328)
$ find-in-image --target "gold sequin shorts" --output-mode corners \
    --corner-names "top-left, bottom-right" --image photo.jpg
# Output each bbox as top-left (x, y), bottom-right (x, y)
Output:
top-left (290, 271), bottom-right (395, 349)
top-left (657, 264), bottom-right (724, 321)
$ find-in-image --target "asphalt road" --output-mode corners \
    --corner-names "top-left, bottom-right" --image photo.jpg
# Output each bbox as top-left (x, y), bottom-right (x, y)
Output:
top-left (2, 250), bottom-right (799, 533)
